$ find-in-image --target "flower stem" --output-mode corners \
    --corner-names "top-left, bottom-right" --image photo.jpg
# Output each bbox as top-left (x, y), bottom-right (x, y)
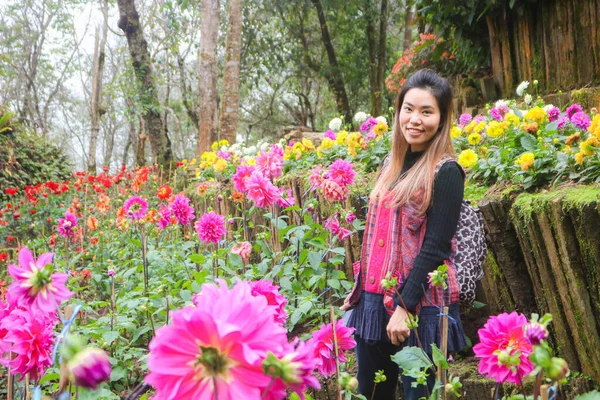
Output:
top-left (493, 382), bottom-right (501, 400)
top-left (330, 306), bottom-right (342, 400)
top-left (534, 371), bottom-right (542, 400)
top-left (260, 377), bottom-right (276, 400)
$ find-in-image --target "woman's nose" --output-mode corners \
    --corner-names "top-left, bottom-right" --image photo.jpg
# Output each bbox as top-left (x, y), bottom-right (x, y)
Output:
top-left (410, 114), bottom-right (422, 124)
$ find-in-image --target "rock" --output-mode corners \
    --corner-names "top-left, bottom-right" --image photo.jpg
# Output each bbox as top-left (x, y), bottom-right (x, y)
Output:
top-left (479, 77), bottom-right (499, 103)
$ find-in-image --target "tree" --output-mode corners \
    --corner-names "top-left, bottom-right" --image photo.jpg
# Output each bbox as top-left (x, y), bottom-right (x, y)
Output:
top-left (365, 0), bottom-right (388, 117)
top-left (117, 0), bottom-right (173, 166)
top-left (197, 0), bottom-right (220, 155)
top-left (219, 0), bottom-right (243, 145)
top-left (88, 0), bottom-right (109, 173)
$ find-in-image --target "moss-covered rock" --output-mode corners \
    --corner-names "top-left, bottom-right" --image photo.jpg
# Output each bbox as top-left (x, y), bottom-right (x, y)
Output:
top-left (0, 106), bottom-right (71, 201)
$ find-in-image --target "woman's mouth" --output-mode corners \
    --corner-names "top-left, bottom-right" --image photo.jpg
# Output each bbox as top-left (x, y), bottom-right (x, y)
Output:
top-left (407, 127), bottom-right (423, 137)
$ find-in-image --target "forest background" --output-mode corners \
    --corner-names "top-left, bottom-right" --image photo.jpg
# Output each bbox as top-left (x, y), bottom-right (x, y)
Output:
top-left (0, 0), bottom-right (511, 171)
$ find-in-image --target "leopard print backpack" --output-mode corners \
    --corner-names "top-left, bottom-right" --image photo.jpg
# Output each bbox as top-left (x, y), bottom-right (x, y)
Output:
top-left (437, 157), bottom-right (487, 307)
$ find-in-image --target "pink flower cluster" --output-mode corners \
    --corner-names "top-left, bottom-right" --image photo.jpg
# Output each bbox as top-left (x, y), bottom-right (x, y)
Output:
top-left (255, 146), bottom-right (284, 180)
top-left (1, 247), bottom-right (73, 381)
top-left (146, 280), bottom-right (320, 400)
top-left (473, 312), bottom-right (534, 384)
top-left (310, 159), bottom-right (356, 202)
top-left (325, 215), bottom-right (353, 242)
top-left (57, 211), bottom-right (78, 237)
top-left (169, 194), bottom-right (196, 226)
top-left (308, 320), bottom-right (356, 377)
top-left (123, 195), bottom-right (148, 220)
top-left (195, 211), bottom-right (226, 244)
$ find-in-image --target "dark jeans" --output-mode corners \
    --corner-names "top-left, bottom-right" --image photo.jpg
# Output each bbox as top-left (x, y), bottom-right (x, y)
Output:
top-left (355, 337), bottom-right (436, 400)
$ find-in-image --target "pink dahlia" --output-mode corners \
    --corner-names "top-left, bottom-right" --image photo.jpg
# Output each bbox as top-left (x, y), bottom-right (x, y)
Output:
top-left (327, 159), bottom-right (356, 187)
top-left (232, 165), bottom-right (256, 193)
top-left (123, 196), bottom-right (148, 220)
top-left (68, 347), bottom-right (111, 389)
top-left (195, 211), bottom-right (226, 244)
top-left (345, 212), bottom-right (356, 224)
top-left (147, 280), bottom-right (289, 400)
top-left (473, 312), bottom-right (534, 384)
top-left (283, 339), bottom-right (321, 398)
top-left (571, 111), bottom-right (591, 130)
top-left (360, 117), bottom-right (378, 133)
top-left (170, 194), bottom-right (195, 226)
top-left (246, 171), bottom-right (279, 208)
top-left (256, 150), bottom-right (284, 180)
top-left (309, 320), bottom-right (356, 377)
top-left (231, 241), bottom-right (252, 265)
top-left (324, 130), bottom-right (337, 140)
top-left (458, 113), bottom-right (472, 127)
top-left (1, 307), bottom-right (56, 381)
top-left (320, 179), bottom-right (348, 202)
top-left (325, 216), bottom-right (341, 236)
top-left (57, 211), bottom-right (78, 237)
top-left (7, 247), bottom-right (72, 313)
top-left (248, 280), bottom-right (288, 325)
top-left (547, 106), bottom-right (560, 122)
top-left (277, 188), bottom-right (296, 208)
top-left (157, 204), bottom-right (171, 230)
top-left (524, 322), bottom-right (548, 346)
top-left (566, 103), bottom-right (583, 119)
top-left (308, 166), bottom-right (324, 191)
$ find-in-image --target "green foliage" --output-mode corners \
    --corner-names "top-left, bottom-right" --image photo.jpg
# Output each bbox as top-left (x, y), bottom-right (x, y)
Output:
top-left (0, 106), bottom-right (71, 201)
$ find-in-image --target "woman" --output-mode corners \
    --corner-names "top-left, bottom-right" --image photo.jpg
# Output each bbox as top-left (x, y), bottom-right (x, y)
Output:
top-left (342, 69), bottom-right (467, 400)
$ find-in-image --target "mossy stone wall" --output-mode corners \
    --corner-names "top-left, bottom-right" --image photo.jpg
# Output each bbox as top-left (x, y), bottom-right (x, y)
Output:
top-left (479, 185), bottom-right (600, 382)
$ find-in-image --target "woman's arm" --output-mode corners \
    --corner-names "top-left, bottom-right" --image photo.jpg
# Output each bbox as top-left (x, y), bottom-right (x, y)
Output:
top-left (395, 162), bottom-right (465, 313)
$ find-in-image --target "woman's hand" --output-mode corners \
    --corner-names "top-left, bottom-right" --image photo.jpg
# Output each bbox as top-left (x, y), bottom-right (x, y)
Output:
top-left (340, 296), bottom-right (351, 311)
top-left (386, 306), bottom-right (411, 345)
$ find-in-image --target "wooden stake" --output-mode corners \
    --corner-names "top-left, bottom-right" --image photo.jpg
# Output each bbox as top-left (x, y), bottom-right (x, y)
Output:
top-left (7, 364), bottom-right (14, 400)
top-left (541, 384), bottom-right (550, 400)
top-left (58, 305), bottom-right (74, 393)
top-left (437, 306), bottom-right (449, 400)
top-left (25, 373), bottom-right (31, 400)
top-left (330, 306), bottom-right (342, 400)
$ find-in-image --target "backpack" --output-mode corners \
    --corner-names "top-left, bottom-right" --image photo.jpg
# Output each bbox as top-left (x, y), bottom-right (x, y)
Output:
top-left (437, 157), bottom-right (487, 307)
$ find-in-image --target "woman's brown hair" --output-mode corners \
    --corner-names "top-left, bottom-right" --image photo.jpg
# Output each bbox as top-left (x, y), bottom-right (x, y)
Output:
top-left (370, 69), bottom-right (455, 215)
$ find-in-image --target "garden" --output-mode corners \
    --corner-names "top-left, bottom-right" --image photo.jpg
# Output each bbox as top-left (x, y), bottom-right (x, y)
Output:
top-left (3, 0), bottom-right (600, 398)
top-left (2, 87), bottom-right (600, 399)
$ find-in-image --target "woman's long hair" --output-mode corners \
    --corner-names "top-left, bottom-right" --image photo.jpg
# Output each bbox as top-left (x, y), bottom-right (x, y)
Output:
top-left (370, 69), bottom-right (455, 215)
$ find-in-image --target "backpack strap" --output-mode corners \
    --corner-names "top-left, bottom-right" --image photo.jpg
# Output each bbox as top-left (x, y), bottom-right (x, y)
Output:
top-left (434, 156), bottom-right (466, 181)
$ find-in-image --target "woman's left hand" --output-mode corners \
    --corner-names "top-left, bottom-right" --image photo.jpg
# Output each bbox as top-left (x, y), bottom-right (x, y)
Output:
top-left (386, 306), bottom-right (411, 346)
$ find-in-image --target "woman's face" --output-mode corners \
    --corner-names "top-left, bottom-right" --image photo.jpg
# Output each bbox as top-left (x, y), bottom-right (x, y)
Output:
top-left (398, 88), bottom-right (441, 152)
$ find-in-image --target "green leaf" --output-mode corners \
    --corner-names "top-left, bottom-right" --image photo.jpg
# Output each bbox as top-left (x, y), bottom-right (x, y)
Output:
top-left (431, 344), bottom-right (449, 369)
top-left (110, 365), bottom-right (128, 382)
top-left (131, 326), bottom-right (152, 344)
top-left (188, 253), bottom-right (206, 264)
top-left (327, 278), bottom-right (340, 290)
top-left (102, 331), bottom-right (120, 345)
top-left (575, 391), bottom-right (600, 400)
top-left (308, 251), bottom-right (323, 269)
top-left (520, 135), bottom-right (538, 152)
top-left (391, 346), bottom-right (433, 371)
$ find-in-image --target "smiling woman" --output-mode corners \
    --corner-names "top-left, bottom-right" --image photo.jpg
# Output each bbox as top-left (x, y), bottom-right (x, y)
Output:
top-left (342, 69), bottom-right (466, 400)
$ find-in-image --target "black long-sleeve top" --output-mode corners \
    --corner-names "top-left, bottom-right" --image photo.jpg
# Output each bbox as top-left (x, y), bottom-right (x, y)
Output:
top-left (394, 150), bottom-right (464, 313)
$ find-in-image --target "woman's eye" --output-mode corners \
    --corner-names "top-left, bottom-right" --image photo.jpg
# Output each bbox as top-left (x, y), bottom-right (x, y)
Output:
top-left (403, 107), bottom-right (412, 112)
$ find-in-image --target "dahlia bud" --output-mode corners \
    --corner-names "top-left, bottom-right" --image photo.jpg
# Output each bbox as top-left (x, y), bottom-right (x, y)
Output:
top-left (524, 322), bottom-right (548, 345)
top-left (546, 357), bottom-right (569, 381)
top-left (345, 212), bottom-right (356, 224)
top-left (216, 195), bottom-right (223, 202)
top-left (339, 372), bottom-right (359, 390)
top-left (107, 268), bottom-right (115, 277)
top-left (68, 347), bottom-right (112, 389)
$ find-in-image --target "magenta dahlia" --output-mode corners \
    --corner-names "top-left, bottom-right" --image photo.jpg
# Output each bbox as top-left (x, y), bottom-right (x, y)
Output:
top-left (245, 171), bottom-right (279, 208)
top-left (170, 194), bottom-right (195, 226)
top-left (473, 312), bottom-right (534, 384)
top-left (57, 211), bottom-right (78, 237)
top-left (195, 211), bottom-right (226, 244)
top-left (309, 320), bottom-right (356, 377)
top-left (123, 196), bottom-right (148, 220)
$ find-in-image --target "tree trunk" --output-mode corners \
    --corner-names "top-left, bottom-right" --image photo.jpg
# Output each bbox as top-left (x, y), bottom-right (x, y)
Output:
top-left (375, 0), bottom-right (388, 116)
top-left (309, 0), bottom-right (352, 124)
top-left (198, 0), bottom-right (220, 155)
top-left (88, 0), bottom-right (108, 174)
top-left (365, 1), bottom-right (378, 117)
top-left (403, 1), bottom-right (413, 52)
top-left (117, 0), bottom-right (173, 166)
top-left (177, 53), bottom-right (199, 129)
top-left (219, 0), bottom-right (243, 145)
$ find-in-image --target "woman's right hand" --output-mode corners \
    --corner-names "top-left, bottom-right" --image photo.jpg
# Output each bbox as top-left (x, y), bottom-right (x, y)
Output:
top-left (386, 306), bottom-right (411, 345)
top-left (340, 297), bottom-right (351, 311)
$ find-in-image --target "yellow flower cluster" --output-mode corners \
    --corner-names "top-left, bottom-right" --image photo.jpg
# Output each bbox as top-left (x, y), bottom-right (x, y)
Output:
top-left (211, 139), bottom-right (229, 150)
top-left (457, 149), bottom-right (478, 168)
top-left (486, 121), bottom-right (509, 138)
top-left (284, 138), bottom-right (316, 160)
top-left (515, 152), bottom-right (535, 170)
top-left (505, 113), bottom-right (520, 126)
top-left (468, 133), bottom-right (481, 145)
top-left (589, 114), bottom-right (600, 139)
top-left (450, 126), bottom-right (462, 139)
top-left (374, 121), bottom-right (388, 135)
top-left (464, 120), bottom-right (486, 134)
top-left (524, 107), bottom-right (547, 124)
top-left (317, 137), bottom-right (335, 157)
top-left (346, 132), bottom-right (364, 158)
top-left (575, 135), bottom-right (600, 164)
